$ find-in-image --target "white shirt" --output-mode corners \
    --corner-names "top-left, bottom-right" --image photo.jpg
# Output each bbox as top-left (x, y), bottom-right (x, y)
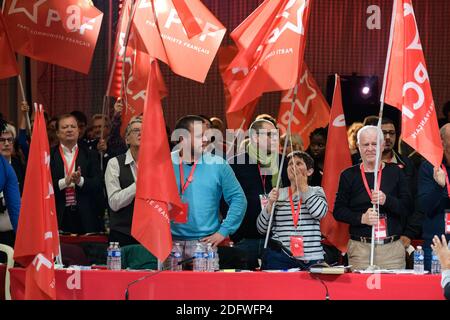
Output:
top-left (58, 144), bottom-right (85, 190)
top-left (104, 149), bottom-right (137, 212)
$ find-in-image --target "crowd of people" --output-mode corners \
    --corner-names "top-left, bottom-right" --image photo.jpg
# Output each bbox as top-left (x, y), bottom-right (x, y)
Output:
top-left (0, 99), bottom-right (450, 297)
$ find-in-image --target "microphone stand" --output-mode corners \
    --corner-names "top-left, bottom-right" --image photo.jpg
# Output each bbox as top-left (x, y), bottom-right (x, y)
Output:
top-left (124, 257), bottom-right (194, 300)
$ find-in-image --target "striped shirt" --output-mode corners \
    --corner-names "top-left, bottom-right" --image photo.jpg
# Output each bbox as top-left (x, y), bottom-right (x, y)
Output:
top-left (257, 186), bottom-right (328, 261)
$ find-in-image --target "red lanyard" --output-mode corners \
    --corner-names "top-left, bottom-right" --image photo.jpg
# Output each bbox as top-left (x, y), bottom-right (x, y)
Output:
top-left (257, 164), bottom-right (267, 194)
top-left (441, 165), bottom-right (450, 197)
top-left (360, 163), bottom-right (382, 198)
top-left (288, 188), bottom-right (302, 228)
top-left (59, 145), bottom-right (79, 176)
top-left (179, 161), bottom-right (198, 195)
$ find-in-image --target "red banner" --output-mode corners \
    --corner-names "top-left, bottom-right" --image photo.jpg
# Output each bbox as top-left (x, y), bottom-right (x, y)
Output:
top-left (132, 60), bottom-right (183, 262)
top-left (3, 0), bottom-right (103, 74)
top-left (225, 0), bottom-right (312, 116)
top-left (128, 0), bottom-right (225, 83)
top-left (0, 11), bottom-right (19, 79)
top-left (277, 63), bottom-right (330, 149)
top-left (13, 105), bottom-right (60, 300)
top-left (383, 0), bottom-right (443, 167)
top-left (321, 75), bottom-right (351, 253)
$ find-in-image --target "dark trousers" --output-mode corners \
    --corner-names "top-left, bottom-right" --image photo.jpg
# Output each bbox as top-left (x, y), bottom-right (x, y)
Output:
top-left (261, 247), bottom-right (322, 270)
top-left (61, 206), bottom-right (84, 234)
top-left (0, 230), bottom-right (15, 263)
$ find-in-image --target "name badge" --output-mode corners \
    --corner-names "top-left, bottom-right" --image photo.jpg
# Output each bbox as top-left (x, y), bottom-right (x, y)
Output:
top-left (173, 202), bottom-right (189, 223)
top-left (290, 236), bottom-right (304, 258)
top-left (259, 194), bottom-right (269, 209)
top-left (445, 211), bottom-right (450, 234)
top-left (374, 217), bottom-right (387, 240)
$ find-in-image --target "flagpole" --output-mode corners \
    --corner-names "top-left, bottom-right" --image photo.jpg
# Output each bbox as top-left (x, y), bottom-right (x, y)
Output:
top-left (101, 0), bottom-right (137, 170)
top-left (263, 83), bottom-right (299, 250)
top-left (18, 75), bottom-right (32, 133)
top-left (368, 0), bottom-right (398, 269)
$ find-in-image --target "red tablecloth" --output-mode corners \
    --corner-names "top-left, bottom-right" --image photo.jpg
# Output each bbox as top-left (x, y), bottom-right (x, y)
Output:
top-left (9, 268), bottom-right (445, 300)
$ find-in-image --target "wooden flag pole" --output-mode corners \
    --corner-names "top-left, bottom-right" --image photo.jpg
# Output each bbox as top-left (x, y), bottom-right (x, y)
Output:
top-left (264, 83), bottom-right (299, 250)
top-left (368, 0), bottom-right (398, 270)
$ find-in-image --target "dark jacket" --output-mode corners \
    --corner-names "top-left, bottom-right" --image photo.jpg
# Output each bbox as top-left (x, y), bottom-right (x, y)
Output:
top-left (224, 152), bottom-right (289, 242)
top-left (50, 144), bottom-right (103, 233)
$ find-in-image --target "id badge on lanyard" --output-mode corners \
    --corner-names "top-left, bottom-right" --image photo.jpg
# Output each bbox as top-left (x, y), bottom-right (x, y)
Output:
top-left (177, 161), bottom-right (198, 223)
top-left (290, 235), bottom-right (304, 258)
top-left (374, 216), bottom-right (387, 240)
top-left (259, 194), bottom-right (269, 209)
top-left (288, 188), bottom-right (304, 257)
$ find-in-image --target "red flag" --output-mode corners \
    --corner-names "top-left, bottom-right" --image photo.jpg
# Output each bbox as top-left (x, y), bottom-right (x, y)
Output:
top-left (128, 0), bottom-right (226, 83)
top-left (383, 0), bottom-right (443, 167)
top-left (3, 0), bottom-right (103, 74)
top-left (109, 0), bottom-right (167, 135)
top-left (0, 12), bottom-right (19, 79)
top-left (321, 75), bottom-right (351, 253)
top-left (172, 0), bottom-right (202, 39)
top-left (13, 104), bottom-right (60, 300)
top-left (225, 0), bottom-right (312, 116)
top-left (218, 45), bottom-right (258, 130)
top-left (277, 63), bottom-right (330, 148)
top-left (131, 60), bottom-right (183, 261)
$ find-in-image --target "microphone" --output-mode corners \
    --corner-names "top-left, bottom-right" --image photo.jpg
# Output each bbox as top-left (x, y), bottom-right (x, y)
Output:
top-left (308, 264), bottom-right (331, 300)
top-left (124, 256), bottom-right (194, 300)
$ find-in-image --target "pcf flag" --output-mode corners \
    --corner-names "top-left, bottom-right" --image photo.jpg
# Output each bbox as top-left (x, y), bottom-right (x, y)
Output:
top-left (383, 0), bottom-right (442, 167)
top-left (13, 104), bottom-right (60, 300)
top-left (277, 63), bottom-right (330, 148)
top-left (3, 0), bottom-right (103, 74)
top-left (0, 11), bottom-right (19, 79)
top-left (225, 0), bottom-right (312, 117)
top-left (132, 60), bottom-right (183, 261)
top-left (321, 75), bottom-right (351, 253)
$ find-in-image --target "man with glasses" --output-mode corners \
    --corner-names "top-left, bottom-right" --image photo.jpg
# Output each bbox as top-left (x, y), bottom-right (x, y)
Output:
top-left (105, 117), bottom-right (142, 246)
top-left (225, 118), bottom-right (289, 269)
top-left (0, 119), bottom-right (21, 254)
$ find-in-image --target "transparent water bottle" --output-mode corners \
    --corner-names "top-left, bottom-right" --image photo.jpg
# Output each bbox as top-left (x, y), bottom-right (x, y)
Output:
top-left (170, 242), bottom-right (183, 271)
top-left (431, 250), bottom-right (441, 274)
top-left (112, 242), bottom-right (122, 270)
top-left (206, 243), bottom-right (215, 272)
top-left (193, 243), bottom-right (206, 272)
top-left (213, 246), bottom-right (220, 271)
top-left (413, 245), bottom-right (424, 274)
top-left (106, 242), bottom-right (113, 270)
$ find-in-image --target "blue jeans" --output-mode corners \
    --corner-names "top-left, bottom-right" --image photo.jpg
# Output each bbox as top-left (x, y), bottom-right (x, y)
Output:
top-left (234, 238), bottom-right (265, 270)
top-left (261, 247), bottom-right (323, 270)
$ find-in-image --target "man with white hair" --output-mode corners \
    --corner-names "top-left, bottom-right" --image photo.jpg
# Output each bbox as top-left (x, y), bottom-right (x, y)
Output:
top-left (333, 125), bottom-right (413, 270)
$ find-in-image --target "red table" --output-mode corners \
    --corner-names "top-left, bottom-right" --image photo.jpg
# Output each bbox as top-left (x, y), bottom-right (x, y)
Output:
top-left (9, 268), bottom-right (445, 300)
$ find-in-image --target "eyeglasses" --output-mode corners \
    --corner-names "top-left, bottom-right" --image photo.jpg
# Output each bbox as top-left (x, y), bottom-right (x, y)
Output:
top-left (0, 137), bottom-right (14, 144)
top-left (130, 128), bottom-right (141, 134)
top-left (382, 130), bottom-right (396, 136)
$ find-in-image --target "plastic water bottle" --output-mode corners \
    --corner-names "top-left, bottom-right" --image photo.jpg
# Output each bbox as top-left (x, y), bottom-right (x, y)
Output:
top-left (213, 246), bottom-right (220, 271)
top-left (170, 243), bottom-right (183, 271)
top-left (106, 242), bottom-right (113, 270)
top-left (206, 243), bottom-right (215, 272)
top-left (111, 242), bottom-right (122, 270)
top-left (193, 243), bottom-right (206, 272)
top-left (413, 246), bottom-right (424, 274)
top-left (431, 250), bottom-right (441, 274)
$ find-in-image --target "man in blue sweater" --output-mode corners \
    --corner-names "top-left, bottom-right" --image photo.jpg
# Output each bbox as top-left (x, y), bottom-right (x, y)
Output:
top-left (418, 123), bottom-right (450, 271)
top-left (170, 115), bottom-right (247, 263)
